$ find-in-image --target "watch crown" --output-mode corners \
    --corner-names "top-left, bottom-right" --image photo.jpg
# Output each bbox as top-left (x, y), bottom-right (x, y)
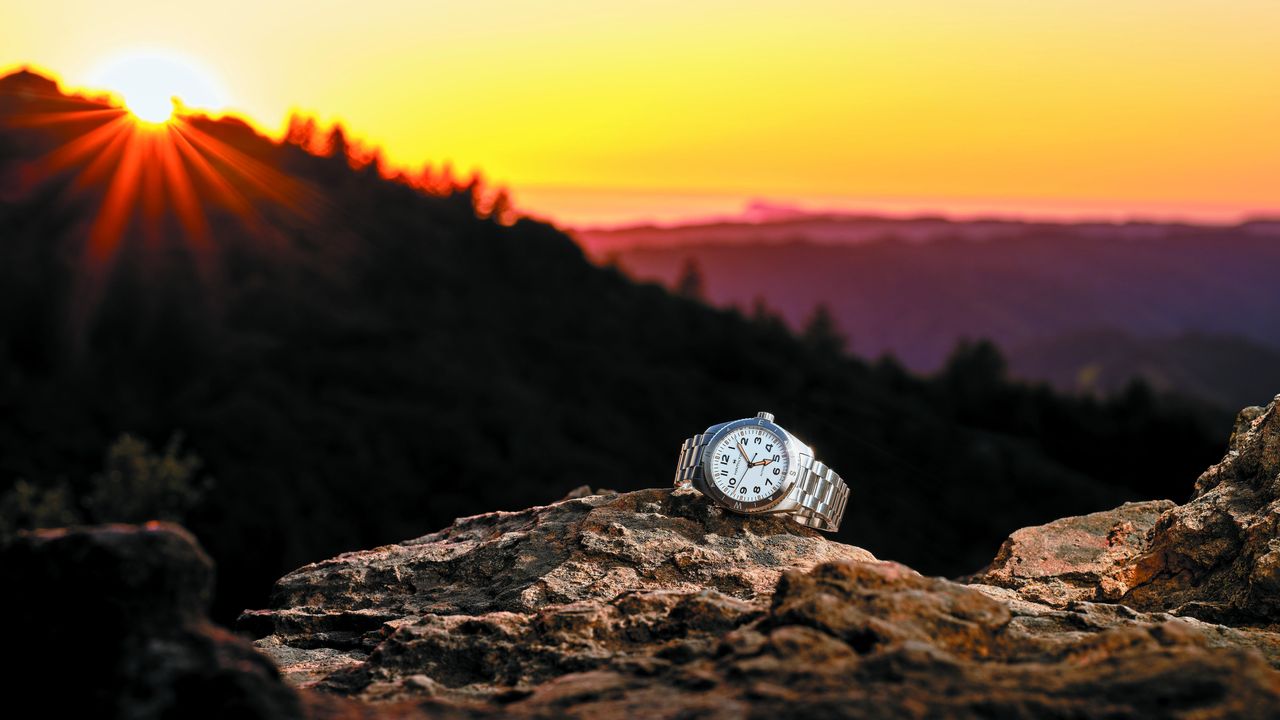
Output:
top-left (756, 411), bottom-right (775, 422)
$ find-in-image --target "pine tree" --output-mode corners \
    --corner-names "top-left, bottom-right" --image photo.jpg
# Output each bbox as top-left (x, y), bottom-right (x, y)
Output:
top-left (284, 113), bottom-right (318, 151)
top-left (675, 257), bottom-right (705, 300)
top-left (801, 303), bottom-right (846, 355)
top-left (325, 125), bottom-right (350, 162)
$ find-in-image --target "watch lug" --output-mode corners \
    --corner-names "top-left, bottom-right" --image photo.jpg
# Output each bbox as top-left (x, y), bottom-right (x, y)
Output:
top-left (781, 428), bottom-right (813, 460)
top-left (764, 494), bottom-right (801, 514)
top-left (691, 469), bottom-right (710, 496)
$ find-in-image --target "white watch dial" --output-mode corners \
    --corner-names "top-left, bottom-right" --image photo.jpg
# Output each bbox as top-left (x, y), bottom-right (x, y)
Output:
top-left (707, 425), bottom-right (790, 503)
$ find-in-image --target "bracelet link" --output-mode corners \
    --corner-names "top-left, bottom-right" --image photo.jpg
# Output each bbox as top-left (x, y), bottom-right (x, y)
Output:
top-left (673, 433), bottom-right (707, 490)
top-left (791, 459), bottom-right (848, 532)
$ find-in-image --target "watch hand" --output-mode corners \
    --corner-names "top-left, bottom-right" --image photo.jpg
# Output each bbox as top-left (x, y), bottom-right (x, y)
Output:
top-left (737, 441), bottom-right (751, 463)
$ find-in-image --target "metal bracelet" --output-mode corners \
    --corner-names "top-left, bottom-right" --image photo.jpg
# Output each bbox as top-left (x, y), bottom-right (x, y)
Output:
top-left (790, 456), bottom-right (849, 532)
top-left (673, 433), bottom-right (707, 490)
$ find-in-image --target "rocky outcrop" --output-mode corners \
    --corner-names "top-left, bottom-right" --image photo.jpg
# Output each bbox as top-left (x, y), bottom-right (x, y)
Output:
top-left (1123, 398), bottom-right (1280, 622)
top-left (976, 395), bottom-right (1280, 626)
top-left (287, 557), bottom-right (1280, 717)
top-left (239, 486), bottom-right (873, 692)
top-left (970, 500), bottom-right (1174, 606)
top-left (243, 428), bottom-right (1280, 718)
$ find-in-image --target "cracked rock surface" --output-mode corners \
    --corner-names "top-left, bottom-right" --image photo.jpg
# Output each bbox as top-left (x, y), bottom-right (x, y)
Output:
top-left (239, 486), bottom-right (873, 696)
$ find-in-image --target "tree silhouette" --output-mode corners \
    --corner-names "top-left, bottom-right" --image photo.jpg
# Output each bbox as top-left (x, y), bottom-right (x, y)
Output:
top-left (485, 187), bottom-right (514, 224)
top-left (85, 433), bottom-right (211, 525)
top-left (801, 303), bottom-right (846, 354)
top-left (675, 257), bottom-right (706, 300)
top-left (325, 124), bottom-right (350, 161)
top-left (284, 113), bottom-right (318, 151)
top-left (0, 433), bottom-right (210, 541)
top-left (944, 338), bottom-right (1007, 387)
top-left (749, 295), bottom-right (787, 334)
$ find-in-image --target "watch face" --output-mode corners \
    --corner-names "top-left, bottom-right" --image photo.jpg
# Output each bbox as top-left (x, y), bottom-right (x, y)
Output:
top-left (704, 421), bottom-right (792, 511)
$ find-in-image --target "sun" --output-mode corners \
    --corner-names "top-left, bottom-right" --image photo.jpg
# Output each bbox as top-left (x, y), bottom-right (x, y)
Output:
top-left (86, 50), bottom-right (228, 125)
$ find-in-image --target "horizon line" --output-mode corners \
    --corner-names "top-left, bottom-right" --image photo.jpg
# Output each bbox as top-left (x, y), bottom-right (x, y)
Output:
top-left (6, 64), bottom-right (1277, 233)
top-left (512, 185), bottom-right (1280, 232)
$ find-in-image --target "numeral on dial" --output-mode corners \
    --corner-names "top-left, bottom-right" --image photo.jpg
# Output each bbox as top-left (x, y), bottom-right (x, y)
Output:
top-left (710, 425), bottom-right (788, 503)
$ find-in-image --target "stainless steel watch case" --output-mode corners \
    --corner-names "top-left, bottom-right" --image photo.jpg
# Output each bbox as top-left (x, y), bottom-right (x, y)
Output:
top-left (691, 415), bottom-right (812, 515)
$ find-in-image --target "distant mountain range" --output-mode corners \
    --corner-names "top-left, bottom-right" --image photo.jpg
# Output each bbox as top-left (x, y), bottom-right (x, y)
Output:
top-left (578, 216), bottom-right (1280, 409)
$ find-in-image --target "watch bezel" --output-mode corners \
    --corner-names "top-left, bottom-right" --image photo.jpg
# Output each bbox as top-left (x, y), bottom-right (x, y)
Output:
top-left (698, 416), bottom-right (799, 513)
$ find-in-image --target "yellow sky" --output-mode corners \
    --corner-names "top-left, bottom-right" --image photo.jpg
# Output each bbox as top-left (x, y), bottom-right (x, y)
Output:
top-left (3, 1), bottom-right (1278, 225)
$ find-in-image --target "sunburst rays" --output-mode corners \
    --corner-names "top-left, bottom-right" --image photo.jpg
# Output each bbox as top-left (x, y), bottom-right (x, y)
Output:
top-left (7, 86), bottom-right (317, 268)
top-left (1, 73), bottom-right (323, 349)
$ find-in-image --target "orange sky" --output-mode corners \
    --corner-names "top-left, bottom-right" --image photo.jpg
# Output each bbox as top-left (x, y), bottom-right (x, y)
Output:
top-left (3, 1), bottom-right (1278, 226)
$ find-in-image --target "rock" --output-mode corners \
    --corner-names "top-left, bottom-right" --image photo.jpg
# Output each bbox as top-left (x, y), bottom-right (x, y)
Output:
top-left (659, 560), bottom-right (1280, 719)
top-left (242, 487), bottom-right (873, 689)
top-left (970, 500), bottom-right (1175, 606)
top-left (246, 478), bottom-right (1280, 718)
top-left (1122, 396), bottom-right (1280, 622)
top-left (974, 395), bottom-right (1280, 626)
top-left (272, 556), bottom-right (1280, 717)
top-left (1, 522), bottom-right (305, 719)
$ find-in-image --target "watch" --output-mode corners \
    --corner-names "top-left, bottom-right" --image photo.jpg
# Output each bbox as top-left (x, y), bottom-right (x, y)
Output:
top-left (673, 411), bottom-right (848, 532)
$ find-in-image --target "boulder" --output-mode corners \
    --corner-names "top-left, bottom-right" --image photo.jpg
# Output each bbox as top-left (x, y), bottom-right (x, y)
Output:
top-left (970, 500), bottom-right (1174, 606)
top-left (1123, 396), bottom-right (1280, 622)
top-left (974, 395), bottom-right (1280, 625)
top-left (1, 522), bottom-right (304, 719)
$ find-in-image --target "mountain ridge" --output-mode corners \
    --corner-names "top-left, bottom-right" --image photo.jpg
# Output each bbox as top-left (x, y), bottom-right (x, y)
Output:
top-left (597, 230), bottom-right (1280, 406)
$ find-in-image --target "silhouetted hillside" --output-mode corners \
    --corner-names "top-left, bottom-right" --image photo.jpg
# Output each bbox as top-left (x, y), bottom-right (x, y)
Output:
top-left (0, 69), bottom-right (1230, 622)
top-left (1007, 330), bottom-right (1280, 411)
top-left (588, 220), bottom-right (1280, 407)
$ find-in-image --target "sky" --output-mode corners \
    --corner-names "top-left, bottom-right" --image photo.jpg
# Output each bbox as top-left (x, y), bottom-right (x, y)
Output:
top-left (3, 0), bottom-right (1278, 226)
